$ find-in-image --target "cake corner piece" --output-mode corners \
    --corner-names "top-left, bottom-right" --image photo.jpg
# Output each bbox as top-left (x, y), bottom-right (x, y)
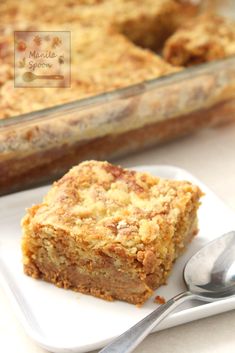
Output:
top-left (21, 160), bottom-right (203, 305)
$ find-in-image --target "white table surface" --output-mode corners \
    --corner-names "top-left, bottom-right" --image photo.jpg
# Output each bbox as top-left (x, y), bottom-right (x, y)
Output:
top-left (1, 122), bottom-right (235, 353)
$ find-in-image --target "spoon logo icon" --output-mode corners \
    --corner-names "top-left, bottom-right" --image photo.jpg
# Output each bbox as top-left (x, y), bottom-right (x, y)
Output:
top-left (14, 31), bottom-right (71, 87)
top-left (22, 72), bottom-right (64, 82)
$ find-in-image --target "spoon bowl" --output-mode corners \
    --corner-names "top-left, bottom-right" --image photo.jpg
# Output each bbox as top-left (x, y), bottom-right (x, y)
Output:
top-left (22, 71), bottom-right (35, 82)
top-left (184, 231), bottom-right (235, 299)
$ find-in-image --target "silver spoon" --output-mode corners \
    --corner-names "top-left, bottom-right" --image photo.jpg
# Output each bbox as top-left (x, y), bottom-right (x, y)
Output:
top-left (99, 231), bottom-right (235, 353)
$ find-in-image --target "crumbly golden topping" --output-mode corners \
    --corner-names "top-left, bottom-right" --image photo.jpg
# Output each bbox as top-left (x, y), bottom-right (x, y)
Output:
top-left (26, 161), bottom-right (202, 256)
top-left (163, 14), bottom-right (235, 66)
top-left (0, 0), bottom-right (197, 119)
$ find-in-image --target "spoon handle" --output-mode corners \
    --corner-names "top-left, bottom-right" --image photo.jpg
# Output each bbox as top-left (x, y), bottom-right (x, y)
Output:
top-left (99, 291), bottom-right (194, 353)
top-left (38, 75), bottom-right (64, 80)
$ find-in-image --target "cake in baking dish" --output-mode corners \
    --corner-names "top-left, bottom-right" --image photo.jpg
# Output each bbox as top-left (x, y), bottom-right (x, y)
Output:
top-left (1, 2), bottom-right (235, 119)
top-left (0, 0), bottom-right (197, 119)
top-left (21, 160), bottom-right (203, 305)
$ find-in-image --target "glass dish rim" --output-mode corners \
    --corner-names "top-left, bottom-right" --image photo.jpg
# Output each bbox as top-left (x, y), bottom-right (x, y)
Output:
top-left (1, 55), bottom-right (235, 129)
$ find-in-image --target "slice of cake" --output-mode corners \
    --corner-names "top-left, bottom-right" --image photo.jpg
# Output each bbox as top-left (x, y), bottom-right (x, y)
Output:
top-left (21, 161), bottom-right (203, 305)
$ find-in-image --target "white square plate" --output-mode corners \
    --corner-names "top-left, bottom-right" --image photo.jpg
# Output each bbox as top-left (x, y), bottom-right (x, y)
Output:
top-left (1, 165), bottom-right (235, 353)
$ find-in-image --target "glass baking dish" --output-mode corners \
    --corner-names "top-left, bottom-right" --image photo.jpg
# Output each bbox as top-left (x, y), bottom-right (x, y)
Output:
top-left (1, 55), bottom-right (235, 195)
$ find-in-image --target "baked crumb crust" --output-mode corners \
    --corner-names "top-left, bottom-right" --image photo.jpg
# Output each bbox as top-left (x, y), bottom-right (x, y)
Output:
top-left (0, 0), bottom-right (198, 119)
top-left (21, 160), bottom-right (203, 304)
top-left (163, 14), bottom-right (235, 66)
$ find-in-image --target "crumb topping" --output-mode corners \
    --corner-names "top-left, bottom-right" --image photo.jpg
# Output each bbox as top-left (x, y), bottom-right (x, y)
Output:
top-left (26, 161), bottom-right (202, 258)
top-left (154, 295), bottom-right (166, 304)
top-left (0, 0), bottom-right (184, 119)
top-left (163, 14), bottom-right (235, 66)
